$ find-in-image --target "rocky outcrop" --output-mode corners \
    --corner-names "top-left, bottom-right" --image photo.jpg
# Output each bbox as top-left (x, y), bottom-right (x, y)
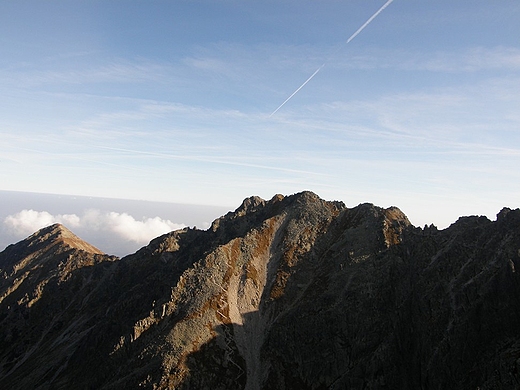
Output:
top-left (0, 192), bottom-right (519, 389)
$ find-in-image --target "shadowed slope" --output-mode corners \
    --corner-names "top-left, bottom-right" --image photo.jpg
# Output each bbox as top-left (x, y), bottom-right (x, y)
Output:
top-left (0, 194), bottom-right (519, 389)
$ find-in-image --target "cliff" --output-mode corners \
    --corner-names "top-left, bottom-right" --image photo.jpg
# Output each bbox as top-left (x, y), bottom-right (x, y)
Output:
top-left (1, 192), bottom-right (519, 389)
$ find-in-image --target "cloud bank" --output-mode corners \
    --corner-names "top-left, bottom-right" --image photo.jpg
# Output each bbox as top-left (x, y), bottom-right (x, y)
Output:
top-left (4, 209), bottom-right (185, 248)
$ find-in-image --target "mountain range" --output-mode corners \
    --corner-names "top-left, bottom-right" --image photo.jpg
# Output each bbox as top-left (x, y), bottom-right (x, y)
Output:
top-left (1, 191), bottom-right (519, 389)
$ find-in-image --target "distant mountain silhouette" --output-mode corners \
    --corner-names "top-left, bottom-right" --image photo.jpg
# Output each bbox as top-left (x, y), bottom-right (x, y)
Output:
top-left (1, 192), bottom-right (519, 389)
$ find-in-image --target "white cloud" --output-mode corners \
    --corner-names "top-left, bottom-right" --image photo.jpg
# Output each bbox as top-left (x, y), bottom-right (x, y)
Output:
top-left (104, 212), bottom-right (184, 243)
top-left (3, 209), bottom-right (185, 246)
top-left (4, 209), bottom-right (80, 236)
top-left (4, 209), bottom-right (54, 236)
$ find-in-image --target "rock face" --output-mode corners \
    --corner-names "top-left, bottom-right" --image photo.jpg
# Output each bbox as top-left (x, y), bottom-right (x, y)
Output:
top-left (1, 192), bottom-right (520, 389)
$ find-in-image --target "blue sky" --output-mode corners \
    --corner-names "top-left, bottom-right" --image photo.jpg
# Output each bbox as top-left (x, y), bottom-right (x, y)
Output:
top-left (1, 0), bottom-right (520, 231)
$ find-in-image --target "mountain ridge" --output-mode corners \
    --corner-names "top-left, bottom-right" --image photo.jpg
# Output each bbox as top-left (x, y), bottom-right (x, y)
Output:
top-left (1, 191), bottom-right (519, 389)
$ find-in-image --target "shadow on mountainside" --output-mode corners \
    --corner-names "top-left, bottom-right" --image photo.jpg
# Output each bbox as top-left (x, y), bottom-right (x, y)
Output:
top-left (182, 210), bottom-right (520, 390)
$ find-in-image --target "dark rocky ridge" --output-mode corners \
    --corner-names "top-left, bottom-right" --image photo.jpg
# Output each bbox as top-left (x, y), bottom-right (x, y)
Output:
top-left (0, 191), bottom-right (519, 389)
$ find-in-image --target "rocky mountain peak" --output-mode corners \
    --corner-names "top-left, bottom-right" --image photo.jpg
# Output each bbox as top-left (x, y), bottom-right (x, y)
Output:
top-left (0, 193), bottom-right (519, 389)
top-left (0, 223), bottom-right (106, 277)
top-left (0, 223), bottom-right (115, 311)
top-left (497, 207), bottom-right (520, 224)
top-left (26, 223), bottom-right (104, 255)
top-left (236, 195), bottom-right (266, 215)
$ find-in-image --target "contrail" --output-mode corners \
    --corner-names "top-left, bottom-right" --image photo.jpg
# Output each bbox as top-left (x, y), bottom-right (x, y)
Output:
top-left (269, 64), bottom-right (325, 117)
top-left (270, 0), bottom-right (394, 117)
top-left (346, 0), bottom-right (394, 44)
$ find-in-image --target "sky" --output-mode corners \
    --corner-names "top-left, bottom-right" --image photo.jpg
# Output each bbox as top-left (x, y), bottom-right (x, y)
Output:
top-left (1, 0), bottom-right (520, 251)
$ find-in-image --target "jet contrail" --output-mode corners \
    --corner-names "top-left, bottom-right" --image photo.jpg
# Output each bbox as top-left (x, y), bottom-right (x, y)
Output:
top-left (269, 64), bottom-right (325, 117)
top-left (346, 0), bottom-right (394, 44)
top-left (270, 0), bottom-right (394, 117)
